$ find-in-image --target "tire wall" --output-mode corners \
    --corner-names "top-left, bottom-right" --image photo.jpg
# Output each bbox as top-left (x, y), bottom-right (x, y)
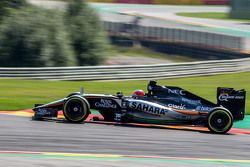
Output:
top-left (109, 36), bottom-right (249, 60)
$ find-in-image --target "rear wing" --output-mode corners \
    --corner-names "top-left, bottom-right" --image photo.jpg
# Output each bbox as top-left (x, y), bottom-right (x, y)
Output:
top-left (217, 87), bottom-right (246, 120)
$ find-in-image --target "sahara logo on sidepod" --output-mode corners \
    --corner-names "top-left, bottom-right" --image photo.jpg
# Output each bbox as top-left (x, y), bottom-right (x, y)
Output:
top-left (129, 101), bottom-right (167, 116)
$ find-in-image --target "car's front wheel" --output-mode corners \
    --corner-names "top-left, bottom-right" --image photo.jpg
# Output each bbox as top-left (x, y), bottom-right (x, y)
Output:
top-left (66, 92), bottom-right (81, 97)
top-left (63, 95), bottom-right (90, 123)
top-left (207, 108), bottom-right (233, 134)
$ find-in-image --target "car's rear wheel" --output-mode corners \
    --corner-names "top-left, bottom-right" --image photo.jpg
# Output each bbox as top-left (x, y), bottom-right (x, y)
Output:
top-left (207, 108), bottom-right (233, 134)
top-left (63, 95), bottom-right (90, 123)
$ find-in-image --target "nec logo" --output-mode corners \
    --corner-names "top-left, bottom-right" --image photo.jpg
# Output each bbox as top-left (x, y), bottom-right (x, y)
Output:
top-left (168, 89), bottom-right (185, 95)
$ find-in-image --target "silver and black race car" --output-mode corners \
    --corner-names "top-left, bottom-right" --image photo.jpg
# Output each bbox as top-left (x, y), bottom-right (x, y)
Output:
top-left (33, 81), bottom-right (246, 134)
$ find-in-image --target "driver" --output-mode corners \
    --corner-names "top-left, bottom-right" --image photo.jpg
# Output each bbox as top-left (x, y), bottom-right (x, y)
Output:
top-left (132, 90), bottom-right (145, 98)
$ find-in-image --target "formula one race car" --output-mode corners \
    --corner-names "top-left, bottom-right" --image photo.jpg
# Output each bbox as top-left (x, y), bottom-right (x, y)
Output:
top-left (33, 81), bottom-right (246, 134)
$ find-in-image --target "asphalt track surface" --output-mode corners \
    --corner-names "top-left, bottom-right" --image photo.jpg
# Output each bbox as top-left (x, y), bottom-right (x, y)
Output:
top-left (93, 3), bottom-right (250, 35)
top-left (1, 113), bottom-right (250, 166)
top-left (29, 0), bottom-right (250, 37)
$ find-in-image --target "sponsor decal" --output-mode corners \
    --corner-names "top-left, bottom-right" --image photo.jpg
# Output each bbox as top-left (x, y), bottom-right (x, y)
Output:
top-left (167, 104), bottom-right (186, 110)
top-left (114, 113), bottom-right (122, 122)
top-left (95, 99), bottom-right (117, 108)
top-left (175, 115), bottom-right (192, 120)
top-left (218, 93), bottom-right (244, 102)
top-left (36, 108), bottom-right (56, 116)
top-left (129, 101), bottom-right (167, 116)
top-left (168, 89), bottom-right (186, 95)
top-left (182, 98), bottom-right (201, 105)
top-left (37, 108), bottom-right (49, 114)
top-left (196, 106), bottom-right (212, 111)
top-left (121, 102), bottom-right (127, 108)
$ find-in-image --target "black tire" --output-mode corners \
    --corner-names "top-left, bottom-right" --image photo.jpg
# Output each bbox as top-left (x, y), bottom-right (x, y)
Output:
top-left (207, 108), bottom-right (233, 134)
top-left (67, 92), bottom-right (81, 98)
top-left (63, 95), bottom-right (90, 123)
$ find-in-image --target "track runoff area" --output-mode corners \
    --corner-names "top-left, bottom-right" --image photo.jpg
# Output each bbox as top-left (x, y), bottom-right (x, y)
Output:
top-left (1, 109), bottom-right (250, 134)
top-left (0, 109), bottom-right (250, 166)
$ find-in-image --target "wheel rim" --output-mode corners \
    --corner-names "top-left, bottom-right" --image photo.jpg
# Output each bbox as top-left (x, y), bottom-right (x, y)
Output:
top-left (64, 98), bottom-right (87, 122)
top-left (208, 110), bottom-right (232, 133)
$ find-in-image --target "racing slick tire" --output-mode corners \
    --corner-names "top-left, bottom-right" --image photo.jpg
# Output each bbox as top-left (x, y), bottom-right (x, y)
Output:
top-left (63, 95), bottom-right (90, 123)
top-left (207, 108), bottom-right (233, 134)
top-left (67, 92), bottom-right (81, 97)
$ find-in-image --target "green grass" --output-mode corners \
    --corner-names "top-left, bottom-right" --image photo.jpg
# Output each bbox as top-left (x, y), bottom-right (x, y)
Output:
top-left (108, 46), bottom-right (197, 62)
top-left (177, 12), bottom-right (250, 22)
top-left (0, 72), bottom-right (249, 114)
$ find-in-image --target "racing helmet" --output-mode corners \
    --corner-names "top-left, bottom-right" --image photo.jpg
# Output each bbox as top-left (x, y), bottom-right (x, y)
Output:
top-left (132, 90), bottom-right (145, 97)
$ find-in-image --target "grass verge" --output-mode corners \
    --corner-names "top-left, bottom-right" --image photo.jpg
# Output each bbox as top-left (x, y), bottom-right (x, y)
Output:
top-left (108, 46), bottom-right (196, 62)
top-left (176, 12), bottom-right (250, 22)
top-left (0, 72), bottom-right (249, 113)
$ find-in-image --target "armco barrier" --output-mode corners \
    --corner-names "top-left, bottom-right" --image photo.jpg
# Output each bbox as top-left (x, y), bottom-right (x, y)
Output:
top-left (0, 58), bottom-right (249, 81)
top-left (103, 21), bottom-right (243, 51)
